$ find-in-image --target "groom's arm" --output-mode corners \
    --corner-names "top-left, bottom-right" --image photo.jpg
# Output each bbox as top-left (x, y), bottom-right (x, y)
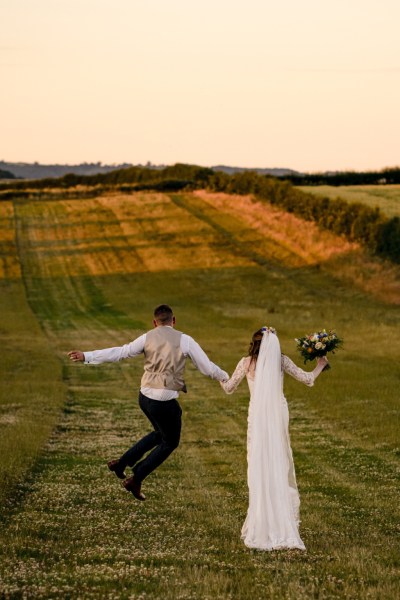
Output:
top-left (183, 335), bottom-right (228, 381)
top-left (68, 334), bottom-right (146, 365)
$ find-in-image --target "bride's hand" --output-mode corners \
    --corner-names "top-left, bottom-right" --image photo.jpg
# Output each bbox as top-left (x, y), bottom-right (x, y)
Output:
top-left (317, 356), bottom-right (329, 367)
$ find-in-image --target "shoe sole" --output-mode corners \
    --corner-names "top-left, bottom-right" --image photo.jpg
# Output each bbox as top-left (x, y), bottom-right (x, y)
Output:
top-left (107, 462), bottom-right (126, 480)
top-left (123, 480), bottom-right (146, 501)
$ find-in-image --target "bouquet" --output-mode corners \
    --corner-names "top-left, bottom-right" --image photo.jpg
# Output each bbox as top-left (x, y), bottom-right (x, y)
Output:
top-left (295, 329), bottom-right (342, 369)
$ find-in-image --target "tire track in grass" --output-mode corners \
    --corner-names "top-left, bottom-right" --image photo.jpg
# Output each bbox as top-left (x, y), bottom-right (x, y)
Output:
top-left (1, 195), bottom-right (264, 598)
top-left (0, 202), bottom-right (66, 510)
top-left (168, 193), bottom-right (346, 304)
top-left (12, 197), bottom-right (144, 336)
top-left (168, 193), bottom-right (284, 269)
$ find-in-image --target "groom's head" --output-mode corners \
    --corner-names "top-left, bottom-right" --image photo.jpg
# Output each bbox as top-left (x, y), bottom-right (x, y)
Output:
top-left (153, 304), bottom-right (175, 327)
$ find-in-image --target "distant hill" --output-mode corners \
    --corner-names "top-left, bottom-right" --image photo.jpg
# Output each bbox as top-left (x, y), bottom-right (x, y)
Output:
top-left (0, 168), bottom-right (16, 180)
top-left (0, 161), bottom-right (133, 180)
top-left (211, 165), bottom-right (301, 177)
top-left (4, 160), bottom-right (398, 185)
top-left (0, 160), bottom-right (302, 181)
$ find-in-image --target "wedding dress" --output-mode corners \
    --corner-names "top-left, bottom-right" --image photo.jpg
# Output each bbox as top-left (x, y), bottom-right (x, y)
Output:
top-left (221, 331), bottom-right (315, 551)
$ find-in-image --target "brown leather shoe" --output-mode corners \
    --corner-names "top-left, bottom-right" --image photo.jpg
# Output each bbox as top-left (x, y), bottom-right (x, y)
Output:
top-left (123, 475), bottom-right (146, 501)
top-left (107, 459), bottom-right (126, 480)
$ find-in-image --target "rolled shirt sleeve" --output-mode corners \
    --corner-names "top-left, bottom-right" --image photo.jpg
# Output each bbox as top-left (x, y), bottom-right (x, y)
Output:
top-left (182, 334), bottom-right (229, 381)
top-left (83, 331), bottom-right (229, 383)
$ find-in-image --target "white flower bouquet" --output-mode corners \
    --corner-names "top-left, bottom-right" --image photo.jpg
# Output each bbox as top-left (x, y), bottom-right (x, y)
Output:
top-left (295, 329), bottom-right (342, 369)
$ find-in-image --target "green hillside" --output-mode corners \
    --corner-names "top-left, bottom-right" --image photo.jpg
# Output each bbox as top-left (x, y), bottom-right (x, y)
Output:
top-left (0, 191), bottom-right (399, 599)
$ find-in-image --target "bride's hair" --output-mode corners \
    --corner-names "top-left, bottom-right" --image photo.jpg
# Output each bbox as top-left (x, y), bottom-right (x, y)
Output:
top-left (248, 329), bottom-right (264, 365)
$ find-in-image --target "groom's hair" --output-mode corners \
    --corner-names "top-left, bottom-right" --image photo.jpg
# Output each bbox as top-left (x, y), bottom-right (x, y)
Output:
top-left (154, 304), bottom-right (174, 325)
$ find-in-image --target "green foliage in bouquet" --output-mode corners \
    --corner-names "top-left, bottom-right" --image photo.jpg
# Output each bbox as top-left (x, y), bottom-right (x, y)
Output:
top-left (295, 329), bottom-right (342, 364)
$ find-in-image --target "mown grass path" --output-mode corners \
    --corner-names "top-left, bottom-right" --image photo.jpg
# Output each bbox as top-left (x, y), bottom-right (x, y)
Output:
top-left (0, 192), bottom-right (399, 599)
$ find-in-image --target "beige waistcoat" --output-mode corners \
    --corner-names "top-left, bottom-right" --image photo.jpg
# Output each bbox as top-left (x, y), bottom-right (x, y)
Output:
top-left (141, 327), bottom-right (186, 391)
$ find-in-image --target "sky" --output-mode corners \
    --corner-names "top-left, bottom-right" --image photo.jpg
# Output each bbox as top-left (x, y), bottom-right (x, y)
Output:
top-left (1, 0), bottom-right (399, 172)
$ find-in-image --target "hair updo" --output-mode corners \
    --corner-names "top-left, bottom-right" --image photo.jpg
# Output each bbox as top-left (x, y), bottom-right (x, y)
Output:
top-left (248, 326), bottom-right (277, 365)
top-left (248, 329), bottom-right (264, 365)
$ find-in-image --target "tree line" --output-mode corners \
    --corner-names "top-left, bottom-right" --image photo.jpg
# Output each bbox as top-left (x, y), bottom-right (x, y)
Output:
top-left (282, 167), bottom-right (400, 186)
top-left (0, 168), bottom-right (16, 180)
top-left (1, 163), bottom-right (399, 263)
top-left (207, 169), bottom-right (400, 264)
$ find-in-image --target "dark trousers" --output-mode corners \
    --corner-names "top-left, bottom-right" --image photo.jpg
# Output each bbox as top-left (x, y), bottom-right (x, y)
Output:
top-left (119, 392), bottom-right (182, 483)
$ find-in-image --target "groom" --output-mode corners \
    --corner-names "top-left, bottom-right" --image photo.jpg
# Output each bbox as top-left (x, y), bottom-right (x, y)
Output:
top-left (68, 304), bottom-right (228, 501)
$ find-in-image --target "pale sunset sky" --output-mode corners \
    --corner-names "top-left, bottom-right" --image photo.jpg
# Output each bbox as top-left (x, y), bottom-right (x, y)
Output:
top-left (1, 0), bottom-right (399, 171)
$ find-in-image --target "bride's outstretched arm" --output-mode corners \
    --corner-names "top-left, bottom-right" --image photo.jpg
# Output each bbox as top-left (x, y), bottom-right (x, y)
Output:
top-left (220, 357), bottom-right (248, 394)
top-left (282, 354), bottom-right (328, 386)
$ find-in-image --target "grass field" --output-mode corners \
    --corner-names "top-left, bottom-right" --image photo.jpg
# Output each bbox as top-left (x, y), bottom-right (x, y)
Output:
top-left (0, 190), bottom-right (399, 599)
top-left (298, 184), bottom-right (400, 219)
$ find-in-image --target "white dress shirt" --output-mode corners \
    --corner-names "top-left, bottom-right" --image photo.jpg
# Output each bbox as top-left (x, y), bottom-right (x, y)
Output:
top-left (83, 327), bottom-right (229, 401)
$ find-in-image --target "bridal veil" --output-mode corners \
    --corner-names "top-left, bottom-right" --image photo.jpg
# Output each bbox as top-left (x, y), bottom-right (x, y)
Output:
top-left (241, 328), bottom-right (306, 551)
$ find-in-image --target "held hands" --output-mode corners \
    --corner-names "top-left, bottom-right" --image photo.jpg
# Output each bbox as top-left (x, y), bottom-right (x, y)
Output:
top-left (68, 350), bottom-right (85, 362)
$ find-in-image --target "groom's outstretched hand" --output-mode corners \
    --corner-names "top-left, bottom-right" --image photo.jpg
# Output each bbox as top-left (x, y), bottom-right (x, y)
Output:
top-left (68, 350), bottom-right (85, 362)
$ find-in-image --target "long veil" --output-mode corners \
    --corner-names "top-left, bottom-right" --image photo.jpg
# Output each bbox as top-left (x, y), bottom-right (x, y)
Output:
top-left (241, 329), bottom-right (306, 550)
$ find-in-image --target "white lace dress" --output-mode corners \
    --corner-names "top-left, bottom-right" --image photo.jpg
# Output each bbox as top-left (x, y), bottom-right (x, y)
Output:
top-left (221, 354), bottom-right (314, 551)
top-left (221, 354), bottom-right (314, 396)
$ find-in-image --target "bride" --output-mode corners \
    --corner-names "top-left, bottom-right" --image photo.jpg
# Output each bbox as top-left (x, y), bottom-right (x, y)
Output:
top-left (221, 326), bottom-right (328, 551)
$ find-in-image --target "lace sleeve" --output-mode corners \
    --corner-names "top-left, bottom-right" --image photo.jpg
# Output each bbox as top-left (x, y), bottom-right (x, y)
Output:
top-left (281, 355), bottom-right (315, 387)
top-left (220, 357), bottom-right (248, 394)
